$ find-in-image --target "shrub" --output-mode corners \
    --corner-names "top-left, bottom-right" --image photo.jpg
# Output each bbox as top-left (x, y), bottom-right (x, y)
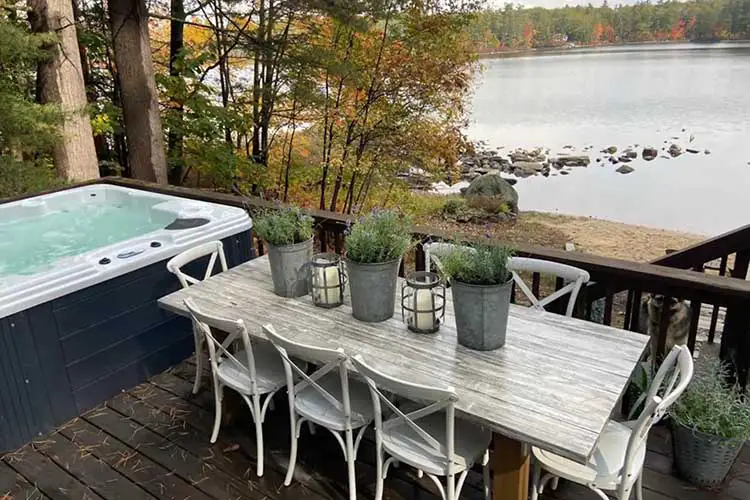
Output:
top-left (254, 208), bottom-right (314, 247)
top-left (442, 198), bottom-right (467, 216)
top-left (439, 244), bottom-right (514, 286)
top-left (670, 356), bottom-right (750, 440)
top-left (345, 210), bottom-right (412, 264)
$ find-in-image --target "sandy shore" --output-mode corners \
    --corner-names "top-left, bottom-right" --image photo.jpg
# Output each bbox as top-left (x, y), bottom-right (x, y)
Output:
top-left (426, 211), bottom-right (705, 262)
top-left (522, 212), bottom-right (705, 262)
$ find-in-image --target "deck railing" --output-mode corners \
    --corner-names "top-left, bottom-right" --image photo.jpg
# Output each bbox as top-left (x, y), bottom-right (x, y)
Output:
top-left (92, 178), bottom-right (750, 386)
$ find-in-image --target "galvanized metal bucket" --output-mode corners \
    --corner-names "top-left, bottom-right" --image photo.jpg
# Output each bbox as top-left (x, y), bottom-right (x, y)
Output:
top-left (451, 279), bottom-right (513, 350)
top-left (346, 258), bottom-right (401, 322)
top-left (266, 238), bottom-right (313, 298)
top-left (672, 420), bottom-right (744, 487)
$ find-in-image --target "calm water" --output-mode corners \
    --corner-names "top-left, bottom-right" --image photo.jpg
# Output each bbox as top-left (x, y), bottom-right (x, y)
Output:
top-left (468, 43), bottom-right (750, 235)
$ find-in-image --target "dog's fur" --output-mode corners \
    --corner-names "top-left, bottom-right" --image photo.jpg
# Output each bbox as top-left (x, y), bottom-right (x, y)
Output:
top-left (638, 294), bottom-right (691, 353)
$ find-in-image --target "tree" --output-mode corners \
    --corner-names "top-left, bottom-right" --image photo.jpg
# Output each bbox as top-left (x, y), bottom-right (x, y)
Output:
top-left (167, 0), bottom-right (185, 184)
top-left (108, 0), bottom-right (168, 183)
top-left (28, 0), bottom-right (99, 181)
top-left (0, 1), bottom-right (62, 197)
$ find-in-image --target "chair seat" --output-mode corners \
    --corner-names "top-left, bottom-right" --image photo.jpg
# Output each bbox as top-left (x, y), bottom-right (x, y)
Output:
top-left (294, 372), bottom-right (374, 431)
top-left (532, 420), bottom-right (646, 490)
top-left (382, 411), bottom-right (491, 476)
top-left (216, 342), bottom-right (290, 395)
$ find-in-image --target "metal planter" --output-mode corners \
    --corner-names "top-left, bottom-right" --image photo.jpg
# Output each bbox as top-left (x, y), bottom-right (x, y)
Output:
top-left (672, 420), bottom-right (745, 487)
top-left (266, 238), bottom-right (313, 298)
top-left (451, 279), bottom-right (512, 350)
top-left (346, 258), bottom-right (401, 323)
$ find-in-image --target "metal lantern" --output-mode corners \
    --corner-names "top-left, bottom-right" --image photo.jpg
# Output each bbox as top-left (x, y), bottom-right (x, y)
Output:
top-left (310, 253), bottom-right (346, 308)
top-left (401, 271), bottom-right (445, 333)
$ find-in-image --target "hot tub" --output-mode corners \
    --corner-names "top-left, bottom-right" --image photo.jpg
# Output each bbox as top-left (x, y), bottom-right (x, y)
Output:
top-left (0, 184), bottom-right (253, 451)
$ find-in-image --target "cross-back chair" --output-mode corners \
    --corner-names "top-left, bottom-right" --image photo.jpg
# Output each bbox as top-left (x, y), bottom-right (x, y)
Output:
top-left (351, 354), bottom-right (492, 500)
top-left (262, 324), bottom-right (374, 500)
top-left (167, 240), bottom-right (228, 393)
top-left (185, 298), bottom-right (287, 477)
top-left (531, 344), bottom-right (694, 500)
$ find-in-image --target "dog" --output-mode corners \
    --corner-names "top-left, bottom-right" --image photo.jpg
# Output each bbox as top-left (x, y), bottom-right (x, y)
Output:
top-left (638, 294), bottom-right (691, 354)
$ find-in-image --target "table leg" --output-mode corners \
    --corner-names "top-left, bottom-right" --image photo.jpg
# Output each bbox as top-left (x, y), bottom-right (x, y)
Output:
top-left (492, 434), bottom-right (530, 500)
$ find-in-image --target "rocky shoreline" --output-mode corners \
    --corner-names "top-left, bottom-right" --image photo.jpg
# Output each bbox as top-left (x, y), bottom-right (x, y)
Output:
top-left (457, 139), bottom-right (710, 183)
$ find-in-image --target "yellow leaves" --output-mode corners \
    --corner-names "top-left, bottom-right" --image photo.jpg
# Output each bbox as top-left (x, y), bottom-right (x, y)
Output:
top-left (90, 113), bottom-right (113, 136)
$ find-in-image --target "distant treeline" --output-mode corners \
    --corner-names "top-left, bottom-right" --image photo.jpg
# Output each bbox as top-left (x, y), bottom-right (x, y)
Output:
top-left (469, 0), bottom-right (750, 51)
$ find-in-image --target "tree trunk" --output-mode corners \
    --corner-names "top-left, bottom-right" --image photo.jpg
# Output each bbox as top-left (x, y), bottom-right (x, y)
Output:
top-left (108, 0), bottom-right (168, 184)
top-left (167, 0), bottom-right (185, 185)
top-left (29, 0), bottom-right (99, 182)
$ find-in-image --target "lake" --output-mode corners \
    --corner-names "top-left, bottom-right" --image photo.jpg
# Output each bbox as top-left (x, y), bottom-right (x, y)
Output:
top-left (467, 42), bottom-right (750, 236)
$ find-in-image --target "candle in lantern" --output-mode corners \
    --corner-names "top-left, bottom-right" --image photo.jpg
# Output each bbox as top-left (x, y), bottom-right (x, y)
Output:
top-left (413, 288), bottom-right (434, 331)
top-left (316, 265), bottom-right (340, 305)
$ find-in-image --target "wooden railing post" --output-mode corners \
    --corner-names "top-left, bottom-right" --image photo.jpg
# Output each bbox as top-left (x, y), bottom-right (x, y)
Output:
top-left (720, 250), bottom-right (750, 387)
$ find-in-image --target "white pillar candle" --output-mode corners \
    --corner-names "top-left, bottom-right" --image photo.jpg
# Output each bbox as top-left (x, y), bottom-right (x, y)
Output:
top-left (316, 266), bottom-right (340, 305)
top-left (413, 288), bottom-right (434, 330)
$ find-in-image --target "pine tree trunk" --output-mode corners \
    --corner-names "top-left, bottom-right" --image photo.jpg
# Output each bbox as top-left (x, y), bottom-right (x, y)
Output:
top-left (29, 0), bottom-right (99, 182)
top-left (108, 0), bottom-right (168, 184)
top-left (167, 0), bottom-right (185, 185)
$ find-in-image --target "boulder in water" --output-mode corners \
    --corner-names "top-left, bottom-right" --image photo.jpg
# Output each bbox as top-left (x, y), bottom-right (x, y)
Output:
top-left (642, 147), bottom-right (658, 161)
top-left (616, 165), bottom-right (635, 174)
top-left (669, 144), bottom-right (683, 157)
top-left (463, 172), bottom-right (519, 214)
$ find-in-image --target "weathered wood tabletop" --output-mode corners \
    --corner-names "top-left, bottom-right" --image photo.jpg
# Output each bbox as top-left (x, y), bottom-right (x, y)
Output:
top-left (158, 256), bottom-right (649, 500)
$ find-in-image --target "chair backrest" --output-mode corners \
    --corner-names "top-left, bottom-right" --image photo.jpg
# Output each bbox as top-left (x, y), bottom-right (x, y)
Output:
top-left (351, 354), bottom-right (459, 475)
top-left (619, 345), bottom-right (693, 495)
top-left (508, 257), bottom-right (590, 317)
top-left (184, 298), bottom-right (260, 394)
top-left (262, 324), bottom-right (357, 424)
top-left (167, 240), bottom-right (228, 289)
top-left (423, 241), bottom-right (465, 275)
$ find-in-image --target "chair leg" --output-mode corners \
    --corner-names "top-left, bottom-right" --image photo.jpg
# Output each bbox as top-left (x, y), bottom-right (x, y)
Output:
top-left (482, 450), bottom-right (490, 500)
top-left (446, 473), bottom-right (456, 500)
top-left (374, 431), bottom-right (384, 500)
top-left (284, 413), bottom-right (298, 486)
top-left (551, 477), bottom-right (560, 490)
top-left (192, 333), bottom-right (203, 394)
top-left (253, 395), bottom-right (265, 477)
top-left (210, 382), bottom-right (223, 443)
top-left (635, 474), bottom-right (644, 500)
top-left (344, 428), bottom-right (357, 500)
top-left (308, 421), bottom-right (316, 435)
top-left (530, 462), bottom-right (541, 500)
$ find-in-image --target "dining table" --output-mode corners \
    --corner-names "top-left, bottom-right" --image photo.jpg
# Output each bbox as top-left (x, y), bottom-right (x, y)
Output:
top-left (157, 255), bottom-right (649, 500)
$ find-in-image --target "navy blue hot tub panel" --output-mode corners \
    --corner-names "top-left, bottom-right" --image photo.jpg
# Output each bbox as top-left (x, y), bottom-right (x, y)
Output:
top-left (0, 230), bottom-right (253, 452)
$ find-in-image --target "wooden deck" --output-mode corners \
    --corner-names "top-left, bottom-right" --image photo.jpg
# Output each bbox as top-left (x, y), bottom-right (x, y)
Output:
top-left (1, 357), bottom-right (748, 500)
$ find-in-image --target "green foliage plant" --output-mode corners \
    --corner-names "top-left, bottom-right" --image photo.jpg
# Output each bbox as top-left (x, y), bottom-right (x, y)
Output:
top-left (670, 356), bottom-right (750, 440)
top-left (440, 244), bottom-right (514, 286)
top-left (345, 210), bottom-right (412, 264)
top-left (254, 208), bottom-right (314, 247)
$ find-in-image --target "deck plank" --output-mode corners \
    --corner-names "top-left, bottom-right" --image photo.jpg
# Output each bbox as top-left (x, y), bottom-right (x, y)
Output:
top-left (82, 406), bottom-right (262, 500)
top-left (0, 460), bottom-right (47, 500)
top-left (2, 445), bottom-right (102, 500)
top-left (32, 432), bottom-right (154, 500)
top-left (58, 418), bottom-right (211, 500)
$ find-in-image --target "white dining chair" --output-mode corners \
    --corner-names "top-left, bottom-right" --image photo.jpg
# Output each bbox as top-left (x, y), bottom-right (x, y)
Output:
top-left (167, 240), bottom-right (228, 393)
top-left (531, 344), bottom-right (694, 500)
top-left (508, 256), bottom-right (590, 317)
top-left (262, 324), bottom-right (374, 500)
top-left (184, 298), bottom-right (287, 477)
top-left (351, 354), bottom-right (492, 500)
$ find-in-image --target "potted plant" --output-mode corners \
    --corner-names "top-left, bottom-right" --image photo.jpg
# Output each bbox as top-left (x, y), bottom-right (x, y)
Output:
top-left (345, 210), bottom-right (412, 322)
top-left (254, 208), bottom-right (314, 298)
top-left (440, 244), bottom-right (514, 350)
top-left (670, 356), bottom-right (750, 487)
